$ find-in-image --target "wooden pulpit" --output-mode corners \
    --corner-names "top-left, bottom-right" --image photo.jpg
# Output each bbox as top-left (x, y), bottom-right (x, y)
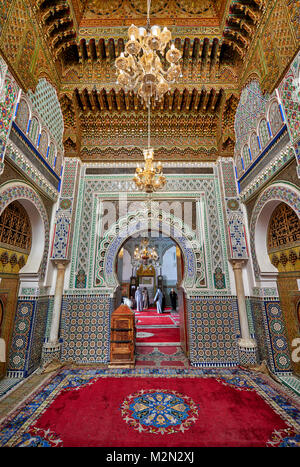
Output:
top-left (109, 304), bottom-right (135, 368)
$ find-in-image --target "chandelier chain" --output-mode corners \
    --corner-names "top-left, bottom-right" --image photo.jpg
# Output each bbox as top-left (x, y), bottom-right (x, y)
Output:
top-left (148, 103), bottom-right (151, 149)
top-left (147, 0), bottom-right (151, 28)
top-left (114, 0), bottom-right (182, 192)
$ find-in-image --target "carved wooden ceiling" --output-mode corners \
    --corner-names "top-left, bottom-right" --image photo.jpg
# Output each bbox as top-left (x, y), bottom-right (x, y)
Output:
top-left (1, 0), bottom-right (298, 162)
top-left (35, 0), bottom-right (265, 67)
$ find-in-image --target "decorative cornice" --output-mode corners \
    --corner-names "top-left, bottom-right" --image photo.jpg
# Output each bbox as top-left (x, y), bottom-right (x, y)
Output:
top-left (240, 142), bottom-right (296, 202)
top-left (78, 25), bottom-right (222, 41)
top-left (5, 142), bottom-right (58, 201)
top-left (9, 123), bottom-right (60, 186)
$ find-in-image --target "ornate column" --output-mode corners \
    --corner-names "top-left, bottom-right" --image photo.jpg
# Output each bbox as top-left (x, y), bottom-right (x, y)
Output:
top-left (217, 158), bottom-right (258, 366)
top-left (41, 158), bottom-right (81, 365)
top-left (42, 261), bottom-right (68, 363)
top-left (49, 261), bottom-right (67, 343)
top-left (231, 259), bottom-right (257, 365)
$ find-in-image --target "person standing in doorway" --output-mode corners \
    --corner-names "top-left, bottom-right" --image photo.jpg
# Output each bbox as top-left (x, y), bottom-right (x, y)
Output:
top-left (169, 288), bottom-right (178, 311)
top-left (142, 288), bottom-right (149, 310)
top-left (135, 286), bottom-right (143, 312)
top-left (154, 287), bottom-right (163, 314)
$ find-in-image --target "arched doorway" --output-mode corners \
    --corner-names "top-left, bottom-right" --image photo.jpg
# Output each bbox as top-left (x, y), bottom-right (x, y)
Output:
top-left (114, 230), bottom-right (189, 368)
top-left (0, 201), bottom-right (32, 378)
top-left (250, 182), bottom-right (300, 279)
top-left (0, 181), bottom-right (49, 379)
top-left (95, 203), bottom-right (205, 367)
top-left (267, 202), bottom-right (300, 375)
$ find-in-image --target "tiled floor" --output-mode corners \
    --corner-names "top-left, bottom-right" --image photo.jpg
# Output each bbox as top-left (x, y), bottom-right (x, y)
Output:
top-left (0, 378), bottom-right (22, 398)
top-left (0, 372), bottom-right (50, 421)
top-left (279, 375), bottom-right (300, 397)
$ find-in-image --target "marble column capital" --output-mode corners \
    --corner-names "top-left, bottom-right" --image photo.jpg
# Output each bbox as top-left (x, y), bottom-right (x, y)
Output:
top-left (230, 259), bottom-right (248, 270)
top-left (52, 259), bottom-right (70, 269)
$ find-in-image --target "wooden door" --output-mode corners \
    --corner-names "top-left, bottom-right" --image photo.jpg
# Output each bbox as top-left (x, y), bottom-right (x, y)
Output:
top-left (0, 275), bottom-right (19, 379)
top-left (178, 287), bottom-right (189, 357)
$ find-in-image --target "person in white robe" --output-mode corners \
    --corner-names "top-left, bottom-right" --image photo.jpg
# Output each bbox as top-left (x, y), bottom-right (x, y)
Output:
top-left (135, 287), bottom-right (143, 312)
top-left (142, 288), bottom-right (149, 310)
top-left (123, 297), bottom-right (133, 309)
top-left (154, 288), bottom-right (163, 314)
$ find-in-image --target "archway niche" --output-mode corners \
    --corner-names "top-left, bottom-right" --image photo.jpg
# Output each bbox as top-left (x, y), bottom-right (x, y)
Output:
top-left (95, 204), bottom-right (205, 360)
top-left (0, 182), bottom-right (49, 378)
top-left (114, 228), bottom-right (189, 357)
top-left (251, 183), bottom-right (300, 283)
top-left (17, 199), bottom-right (45, 277)
top-left (254, 199), bottom-right (281, 279)
top-left (267, 202), bottom-right (300, 376)
top-left (96, 208), bottom-right (204, 295)
top-left (0, 200), bottom-right (33, 378)
top-left (115, 231), bottom-right (183, 307)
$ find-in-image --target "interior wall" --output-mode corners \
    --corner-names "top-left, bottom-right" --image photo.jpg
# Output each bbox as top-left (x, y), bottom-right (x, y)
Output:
top-left (61, 168), bottom-right (241, 367)
top-left (0, 179), bottom-right (53, 378)
top-left (0, 276), bottom-right (19, 378)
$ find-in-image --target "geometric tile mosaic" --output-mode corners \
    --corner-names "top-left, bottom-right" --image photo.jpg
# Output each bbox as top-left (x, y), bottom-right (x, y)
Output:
top-left (60, 158), bottom-right (78, 198)
top-left (0, 74), bottom-right (19, 170)
top-left (50, 215), bottom-right (71, 259)
top-left (28, 78), bottom-right (64, 152)
top-left (220, 159), bottom-right (238, 198)
top-left (219, 159), bottom-right (249, 260)
top-left (250, 298), bottom-right (270, 364)
top-left (51, 158), bottom-right (80, 260)
top-left (238, 346), bottom-right (259, 366)
top-left (227, 214), bottom-right (249, 259)
top-left (234, 80), bottom-right (269, 158)
top-left (263, 301), bottom-right (292, 374)
top-left (7, 300), bottom-right (36, 378)
top-left (278, 51), bottom-right (300, 146)
top-left (188, 297), bottom-right (240, 367)
top-left (60, 294), bottom-right (113, 364)
top-left (250, 298), bottom-right (292, 375)
top-left (27, 297), bottom-right (48, 375)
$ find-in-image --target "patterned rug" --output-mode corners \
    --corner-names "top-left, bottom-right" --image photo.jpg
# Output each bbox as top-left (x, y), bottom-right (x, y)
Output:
top-left (135, 346), bottom-right (190, 368)
top-left (0, 367), bottom-right (299, 447)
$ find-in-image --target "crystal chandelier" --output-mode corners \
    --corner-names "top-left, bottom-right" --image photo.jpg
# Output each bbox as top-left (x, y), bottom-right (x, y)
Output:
top-left (134, 238), bottom-right (159, 264)
top-left (133, 104), bottom-right (166, 192)
top-left (115, 0), bottom-right (182, 106)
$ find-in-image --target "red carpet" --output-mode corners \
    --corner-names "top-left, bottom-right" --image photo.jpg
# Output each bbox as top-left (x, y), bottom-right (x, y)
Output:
top-left (135, 315), bottom-right (174, 325)
top-left (135, 307), bottom-right (172, 315)
top-left (136, 327), bottom-right (180, 344)
top-left (31, 375), bottom-right (291, 447)
top-left (135, 308), bottom-right (180, 347)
